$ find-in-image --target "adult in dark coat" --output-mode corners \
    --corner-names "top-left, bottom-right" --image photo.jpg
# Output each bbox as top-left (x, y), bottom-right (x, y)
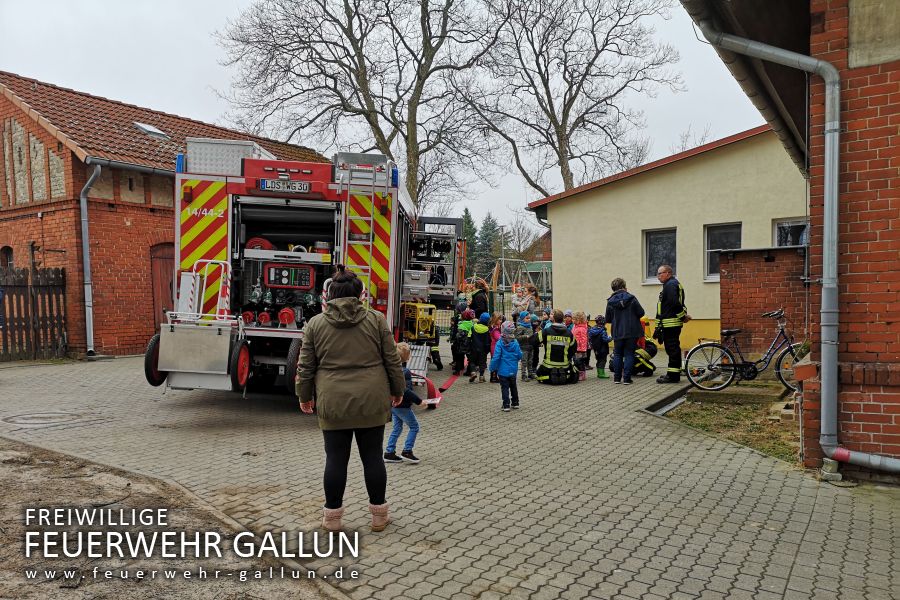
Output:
top-left (604, 278), bottom-right (645, 384)
top-left (469, 281), bottom-right (489, 317)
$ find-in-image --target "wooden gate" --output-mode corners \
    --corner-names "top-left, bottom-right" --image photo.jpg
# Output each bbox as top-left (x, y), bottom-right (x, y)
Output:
top-left (150, 243), bottom-right (175, 331)
top-left (0, 267), bottom-right (67, 361)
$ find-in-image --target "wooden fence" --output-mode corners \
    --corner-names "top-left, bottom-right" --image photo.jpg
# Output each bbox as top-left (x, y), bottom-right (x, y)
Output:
top-left (0, 267), bottom-right (67, 361)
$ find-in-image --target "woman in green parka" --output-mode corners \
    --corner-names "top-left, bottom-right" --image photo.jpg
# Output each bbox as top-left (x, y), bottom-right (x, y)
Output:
top-left (297, 266), bottom-right (406, 532)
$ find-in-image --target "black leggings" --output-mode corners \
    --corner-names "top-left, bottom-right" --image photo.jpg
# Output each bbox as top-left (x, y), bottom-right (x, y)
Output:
top-left (322, 426), bottom-right (386, 509)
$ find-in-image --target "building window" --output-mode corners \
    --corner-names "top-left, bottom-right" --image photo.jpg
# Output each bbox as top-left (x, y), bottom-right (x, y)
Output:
top-left (645, 229), bottom-right (676, 281)
top-left (0, 246), bottom-right (12, 267)
top-left (774, 218), bottom-right (808, 247)
top-left (705, 223), bottom-right (742, 280)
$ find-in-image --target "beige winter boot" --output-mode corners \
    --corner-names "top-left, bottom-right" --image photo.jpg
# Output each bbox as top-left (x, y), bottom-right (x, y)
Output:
top-left (322, 507), bottom-right (344, 532)
top-left (369, 503), bottom-right (391, 532)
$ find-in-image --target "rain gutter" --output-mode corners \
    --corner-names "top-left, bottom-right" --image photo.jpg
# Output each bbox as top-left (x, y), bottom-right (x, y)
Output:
top-left (695, 21), bottom-right (900, 474)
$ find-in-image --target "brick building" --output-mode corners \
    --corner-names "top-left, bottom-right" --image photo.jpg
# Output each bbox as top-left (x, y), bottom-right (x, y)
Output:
top-left (0, 71), bottom-right (325, 356)
top-left (682, 1), bottom-right (900, 476)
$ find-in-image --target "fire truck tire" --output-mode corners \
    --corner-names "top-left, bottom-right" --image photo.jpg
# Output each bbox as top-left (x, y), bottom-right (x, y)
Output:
top-left (285, 338), bottom-right (303, 397)
top-left (230, 340), bottom-right (251, 392)
top-left (144, 334), bottom-right (167, 387)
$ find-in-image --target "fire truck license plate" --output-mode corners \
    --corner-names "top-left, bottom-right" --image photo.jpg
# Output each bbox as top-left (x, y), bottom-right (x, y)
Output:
top-left (259, 179), bottom-right (311, 193)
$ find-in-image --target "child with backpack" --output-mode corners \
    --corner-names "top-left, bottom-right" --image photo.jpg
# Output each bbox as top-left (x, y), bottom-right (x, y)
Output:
top-left (490, 321), bottom-right (523, 411)
top-left (468, 312), bottom-right (491, 383)
top-left (514, 311), bottom-right (536, 381)
top-left (572, 311), bottom-right (590, 381)
top-left (589, 315), bottom-right (613, 379)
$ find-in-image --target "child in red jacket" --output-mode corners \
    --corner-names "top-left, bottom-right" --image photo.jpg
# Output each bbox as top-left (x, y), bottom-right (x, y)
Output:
top-left (572, 311), bottom-right (590, 381)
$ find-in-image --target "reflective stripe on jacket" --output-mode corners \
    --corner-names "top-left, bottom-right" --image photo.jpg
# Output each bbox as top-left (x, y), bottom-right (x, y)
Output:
top-left (539, 324), bottom-right (576, 368)
top-left (657, 278), bottom-right (686, 328)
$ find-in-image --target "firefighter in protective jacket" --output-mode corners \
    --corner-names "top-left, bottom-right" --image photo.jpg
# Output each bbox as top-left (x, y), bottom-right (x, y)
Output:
top-left (655, 265), bottom-right (690, 383)
top-left (536, 309), bottom-right (578, 385)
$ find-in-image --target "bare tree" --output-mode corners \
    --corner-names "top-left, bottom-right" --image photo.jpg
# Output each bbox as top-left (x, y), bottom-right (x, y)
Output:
top-left (669, 123), bottom-right (712, 154)
top-left (219, 0), bottom-right (505, 214)
top-left (457, 0), bottom-right (680, 196)
top-left (504, 208), bottom-right (540, 261)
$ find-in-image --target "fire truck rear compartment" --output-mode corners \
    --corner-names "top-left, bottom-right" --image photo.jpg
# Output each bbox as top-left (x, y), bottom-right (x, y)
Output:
top-left (239, 205), bottom-right (336, 247)
top-left (235, 203), bottom-right (339, 386)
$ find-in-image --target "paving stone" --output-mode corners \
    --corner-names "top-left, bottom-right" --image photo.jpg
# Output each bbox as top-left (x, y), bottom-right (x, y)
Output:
top-left (0, 356), bottom-right (897, 600)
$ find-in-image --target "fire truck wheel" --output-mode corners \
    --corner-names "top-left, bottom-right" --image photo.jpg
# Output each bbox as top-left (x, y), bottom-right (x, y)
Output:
top-left (144, 334), bottom-right (168, 387)
top-left (285, 338), bottom-right (303, 397)
top-left (230, 341), bottom-right (251, 392)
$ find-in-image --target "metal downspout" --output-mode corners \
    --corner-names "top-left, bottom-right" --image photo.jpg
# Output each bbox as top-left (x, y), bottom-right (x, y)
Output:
top-left (696, 21), bottom-right (900, 474)
top-left (79, 164), bottom-right (101, 356)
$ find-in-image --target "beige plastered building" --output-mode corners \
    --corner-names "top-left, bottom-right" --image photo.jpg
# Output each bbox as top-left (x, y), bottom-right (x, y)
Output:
top-left (527, 126), bottom-right (808, 344)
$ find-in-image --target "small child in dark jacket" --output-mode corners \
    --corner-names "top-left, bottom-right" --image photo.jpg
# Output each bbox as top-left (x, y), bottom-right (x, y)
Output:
top-left (449, 301), bottom-right (468, 375)
top-left (589, 315), bottom-right (613, 379)
top-left (384, 343), bottom-right (424, 464)
top-left (469, 312), bottom-right (491, 383)
top-left (490, 321), bottom-right (523, 411)
top-left (514, 311), bottom-right (536, 381)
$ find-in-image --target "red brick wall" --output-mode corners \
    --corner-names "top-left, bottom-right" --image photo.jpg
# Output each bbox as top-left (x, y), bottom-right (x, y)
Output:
top-left (802, 0), bottom-right (900, 468)
top-left (0, 202), bottom-right (84, 349)
top-left (719, 248), bottom-right (809, 355)
top-left (0, 94), bottom-right (176, 356)
top-left (85, 201), bottom-right (173, 355)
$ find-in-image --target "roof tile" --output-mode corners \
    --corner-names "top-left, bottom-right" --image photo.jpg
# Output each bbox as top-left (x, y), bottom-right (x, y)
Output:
top-left (0, 70), bottom-right (328, 169)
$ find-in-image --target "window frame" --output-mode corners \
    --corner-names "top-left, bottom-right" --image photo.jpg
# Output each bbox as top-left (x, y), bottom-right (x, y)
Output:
top-left (704, 222), bottom-right (742, 282)
top-left (643, 227), bottom-right (677, 284)
top-left (773, 217), bottom-right (809, 247)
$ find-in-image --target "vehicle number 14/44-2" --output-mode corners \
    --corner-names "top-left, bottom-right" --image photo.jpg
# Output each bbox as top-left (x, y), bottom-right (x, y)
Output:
top-left (188, 207), bottom-right (225, 218)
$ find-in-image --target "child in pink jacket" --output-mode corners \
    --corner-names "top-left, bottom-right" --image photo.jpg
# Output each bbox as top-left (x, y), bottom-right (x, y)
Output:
top-left (572, 311), bottom-right (590, 381)
top-left (488, 312), bottom-right (503, 382)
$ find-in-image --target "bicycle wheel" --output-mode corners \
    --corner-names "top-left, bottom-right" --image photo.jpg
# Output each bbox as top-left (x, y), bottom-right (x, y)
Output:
top-left (775, 342), bottom-right (807, 392)
top-left (685, 342), bottom-right (738, 391)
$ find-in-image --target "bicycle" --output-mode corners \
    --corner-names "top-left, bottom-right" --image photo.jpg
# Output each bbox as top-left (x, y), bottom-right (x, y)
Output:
top-left (684, 308), bottom-right (809, 392)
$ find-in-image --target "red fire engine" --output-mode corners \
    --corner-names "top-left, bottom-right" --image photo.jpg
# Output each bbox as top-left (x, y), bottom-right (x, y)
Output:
top-left (143, 139), bottom-right (415, 396)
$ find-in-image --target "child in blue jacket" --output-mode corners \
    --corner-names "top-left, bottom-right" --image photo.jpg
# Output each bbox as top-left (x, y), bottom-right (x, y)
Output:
top-left (589, 315), bottom-right (613, 379)
top-left (490, 321), bottom-right (523, 412)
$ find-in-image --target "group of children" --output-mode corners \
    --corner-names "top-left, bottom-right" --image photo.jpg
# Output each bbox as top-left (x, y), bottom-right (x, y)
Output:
top-left (385, 304), bottom-right (658, 463)
top-left (451, 304), bottom-right (658, 383)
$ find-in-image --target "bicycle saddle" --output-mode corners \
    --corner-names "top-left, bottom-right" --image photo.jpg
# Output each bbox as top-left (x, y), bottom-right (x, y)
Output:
top-left (721, 328), bottom-right (742, 336)
top-left (761, 308), bottom-right (785, 319)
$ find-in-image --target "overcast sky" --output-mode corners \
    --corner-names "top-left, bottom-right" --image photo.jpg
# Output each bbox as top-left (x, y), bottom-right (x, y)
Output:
top-left (0, 0), bottom-right (763, 225)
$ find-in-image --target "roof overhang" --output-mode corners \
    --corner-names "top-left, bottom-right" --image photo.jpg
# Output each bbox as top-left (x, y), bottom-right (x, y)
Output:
top-left (679, 0), bottom-right (810, 174)
top-left (527, 125), bottom-right (771, 210)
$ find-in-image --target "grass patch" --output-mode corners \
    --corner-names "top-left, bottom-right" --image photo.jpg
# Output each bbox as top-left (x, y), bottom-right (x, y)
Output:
top-left (667, 393), bottom-right (800, 464)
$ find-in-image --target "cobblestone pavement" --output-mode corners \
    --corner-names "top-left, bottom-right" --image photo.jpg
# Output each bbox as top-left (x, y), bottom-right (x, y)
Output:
top-left (1, 356), bottom-right (898, 600)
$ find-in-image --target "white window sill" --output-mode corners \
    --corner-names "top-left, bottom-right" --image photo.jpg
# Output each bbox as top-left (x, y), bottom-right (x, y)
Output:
top-left (642, 280), bottom-right (662, 286)
top-left (704, 276), bottom-right (721, 283)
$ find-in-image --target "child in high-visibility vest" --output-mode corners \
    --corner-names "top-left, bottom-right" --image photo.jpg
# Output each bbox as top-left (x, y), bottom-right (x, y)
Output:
top-left (468, 312), bottom-right (491, 383)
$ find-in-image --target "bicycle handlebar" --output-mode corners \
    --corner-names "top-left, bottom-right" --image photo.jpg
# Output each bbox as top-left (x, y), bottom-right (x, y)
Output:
top-left (761, 308), bottom-right (785, 319)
